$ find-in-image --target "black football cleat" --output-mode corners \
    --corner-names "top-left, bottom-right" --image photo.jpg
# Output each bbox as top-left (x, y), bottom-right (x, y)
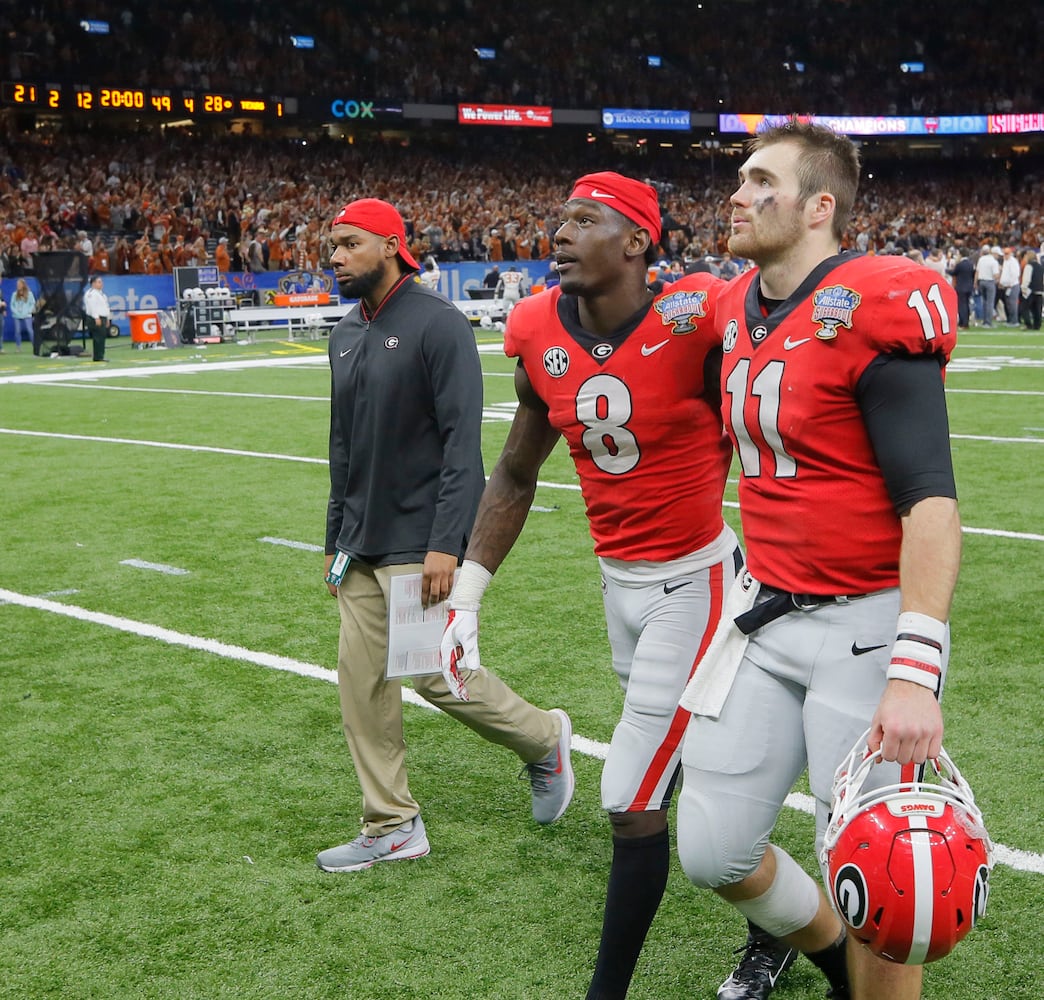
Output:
top-left (717, 924), bottom-right (797, 999)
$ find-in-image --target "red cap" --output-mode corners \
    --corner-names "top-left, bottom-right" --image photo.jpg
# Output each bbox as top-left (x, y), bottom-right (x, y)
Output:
top-left (568, 172), bottom-right (661, 243)
top-left (331, 198), bottom-right (419, 271)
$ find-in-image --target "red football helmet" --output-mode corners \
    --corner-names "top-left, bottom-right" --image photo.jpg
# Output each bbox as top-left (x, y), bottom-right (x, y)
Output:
top-left (822, 733), bottom-right (994, 965)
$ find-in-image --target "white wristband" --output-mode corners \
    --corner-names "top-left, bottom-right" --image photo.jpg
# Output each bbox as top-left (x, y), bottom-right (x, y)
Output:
top-left (448, 559), bottom-right (493, 611)
top-left (887, 611), bottom-right (945, 693)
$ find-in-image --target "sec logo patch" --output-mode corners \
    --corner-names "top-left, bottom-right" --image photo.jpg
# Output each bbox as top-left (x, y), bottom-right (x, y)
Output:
top-left (543, 346), bottom-right (569, 377)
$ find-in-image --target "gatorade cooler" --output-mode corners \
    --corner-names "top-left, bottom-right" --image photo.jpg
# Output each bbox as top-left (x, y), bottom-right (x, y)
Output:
top-left (129, 310), bottom-right (162, 347)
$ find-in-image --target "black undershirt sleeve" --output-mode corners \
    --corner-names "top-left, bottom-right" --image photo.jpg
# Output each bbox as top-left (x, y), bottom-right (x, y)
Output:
top-left (856, 353), bottom-right (957, 515)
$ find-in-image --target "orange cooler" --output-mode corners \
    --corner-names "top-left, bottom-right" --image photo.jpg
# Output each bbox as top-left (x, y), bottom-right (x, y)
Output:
top-left (129, 310), bottom-right (162, 346)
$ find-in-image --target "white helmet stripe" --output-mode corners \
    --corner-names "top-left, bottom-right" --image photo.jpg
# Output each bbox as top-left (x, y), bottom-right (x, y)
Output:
top-left (907, 815), bottom-right (934, 965)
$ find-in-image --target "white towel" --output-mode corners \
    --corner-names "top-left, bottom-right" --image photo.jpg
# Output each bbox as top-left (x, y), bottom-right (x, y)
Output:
top-left (680, 570), bottom-right (760, 719)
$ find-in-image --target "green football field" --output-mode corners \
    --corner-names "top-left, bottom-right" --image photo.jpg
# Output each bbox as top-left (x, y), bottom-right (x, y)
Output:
top-left (0, 326), bottom-right (1041, 999)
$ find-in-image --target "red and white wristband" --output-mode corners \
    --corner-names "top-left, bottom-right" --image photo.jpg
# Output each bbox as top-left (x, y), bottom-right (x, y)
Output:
top-left (887, 611), bottom-right (945, 694)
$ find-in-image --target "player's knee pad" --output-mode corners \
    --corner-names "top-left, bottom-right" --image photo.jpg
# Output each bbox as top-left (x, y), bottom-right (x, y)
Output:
top-left (676, 786), bottom-right (767, 889)
top-left (731, 846), bottom-right (822, 939)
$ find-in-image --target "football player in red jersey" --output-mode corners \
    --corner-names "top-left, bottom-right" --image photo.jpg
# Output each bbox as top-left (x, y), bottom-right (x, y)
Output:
top-left (440, 173), bottom-right (793, 1000)
top-left (676, 120), bottom-right (961, 1000)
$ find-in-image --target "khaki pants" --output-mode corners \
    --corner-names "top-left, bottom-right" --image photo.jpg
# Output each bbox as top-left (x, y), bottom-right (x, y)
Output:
top-left (336, 560), bottom-right (560, 837)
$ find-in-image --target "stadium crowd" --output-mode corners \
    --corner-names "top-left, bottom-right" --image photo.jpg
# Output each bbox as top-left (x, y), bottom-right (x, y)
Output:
top-left (3, 0), bottom-right (1040, 115)
top-left (2, 130), bottom-right (1043, 282)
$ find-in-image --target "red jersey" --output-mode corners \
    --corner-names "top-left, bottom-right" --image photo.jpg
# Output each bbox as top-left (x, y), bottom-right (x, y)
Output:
top-left (717, 253), bottom-right (957, 594)
top-left (505, 273), bottom-right (732, 561)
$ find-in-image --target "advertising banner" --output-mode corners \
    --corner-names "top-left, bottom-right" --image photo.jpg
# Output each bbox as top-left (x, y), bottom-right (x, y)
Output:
top-left (457, 103), bottom-right (553, 127)
top-left (601, 108), bottom-right (691, 131)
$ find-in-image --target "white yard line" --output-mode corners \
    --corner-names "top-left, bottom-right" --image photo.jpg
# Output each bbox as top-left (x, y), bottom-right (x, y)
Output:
top-left (39, 383), bottom-right (329, 402)
top-left (0, 427), bottom-right (329, 464)
top-left (951, 433), bottom-right (1043, 444)
top-left (1, 585), bottom-right (1040, 876)
top-left (0, 355), bottom-right (329, 386)
top-left (119, 559), bottom-right (190, 575)
top-left (260, 536), bottom-right (324, 552)
top-left (961, 527), bottom-right (1044, 542)
top-left (948, 388), bottom-right (1044, 396)
top-left (28, 367), bottom-right (516, 399)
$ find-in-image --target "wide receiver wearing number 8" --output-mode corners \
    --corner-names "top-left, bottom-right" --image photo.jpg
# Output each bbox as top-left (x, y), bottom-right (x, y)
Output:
top-left (441, 170), bottom-right (796, 1000)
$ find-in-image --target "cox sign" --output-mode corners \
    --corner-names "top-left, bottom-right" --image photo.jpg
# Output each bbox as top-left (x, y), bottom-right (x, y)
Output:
top-left (331, 99), bottom-right (374, 119)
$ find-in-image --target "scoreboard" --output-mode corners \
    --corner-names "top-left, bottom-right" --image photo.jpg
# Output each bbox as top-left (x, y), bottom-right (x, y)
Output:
top-left (1, 81), bottom-right (287, 118)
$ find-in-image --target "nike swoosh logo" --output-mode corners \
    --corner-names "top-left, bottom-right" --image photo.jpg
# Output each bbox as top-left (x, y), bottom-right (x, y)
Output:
top-left (851, 642), bottom-right (888, 656)
top-left (783, 336), bottom-right (811, 351)
top-left (767, 950), bottom-right (797, 987)
top-left (642, 339), bottom-right (669, 356)
top-left (664, 581), bottom-right (693, 594)
top-left (589, 188), bottom-right (617, 199)
top-left (390, 837), bottom-right (414, 852)
top-left (340, 348), bottom-right (352, 357)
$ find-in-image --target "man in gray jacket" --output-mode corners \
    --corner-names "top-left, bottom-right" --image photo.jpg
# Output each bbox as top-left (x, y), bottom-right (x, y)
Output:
top-left (318, 198), bottom-right (573, 872)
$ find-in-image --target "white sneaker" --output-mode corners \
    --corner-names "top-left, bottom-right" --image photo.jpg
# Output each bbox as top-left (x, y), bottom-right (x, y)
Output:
top-left (316, 815), bottom-right (431, 873)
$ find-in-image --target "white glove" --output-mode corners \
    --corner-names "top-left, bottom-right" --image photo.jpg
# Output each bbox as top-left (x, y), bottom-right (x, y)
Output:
top-left (440, 607), bottom-right (480, 701)
top-left (439, 560), bottom-right (493, 702)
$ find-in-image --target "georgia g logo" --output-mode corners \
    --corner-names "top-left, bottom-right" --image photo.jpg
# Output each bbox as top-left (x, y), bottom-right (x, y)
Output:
top-left (972, 864), bottom-right (990, 925)
top-left (833, 863), bottom-right (869, 929)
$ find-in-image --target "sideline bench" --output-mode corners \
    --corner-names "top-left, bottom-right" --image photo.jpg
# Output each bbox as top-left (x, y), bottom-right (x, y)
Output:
top-left (224, 304), bottom-right (353, 341)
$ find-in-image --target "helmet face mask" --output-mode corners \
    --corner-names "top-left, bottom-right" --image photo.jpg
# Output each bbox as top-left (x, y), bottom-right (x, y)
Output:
top-left (821, 733), bottom-right (994, 965)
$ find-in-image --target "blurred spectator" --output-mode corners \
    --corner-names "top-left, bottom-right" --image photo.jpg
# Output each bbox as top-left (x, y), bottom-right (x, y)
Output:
top-left (975, 243), bottom-right (1001, 325)
top-left (9, 277), bottom-right (36, 351)
top-left (215, 236), bottom-right (231, 272)
top-left (1021, 251), bottom-right (1043, 329)
top-left (949, 248), bottom-right (976, 329)
top-left (419, 255), bottom-right (442, 291)
top-left (999, 246), bottom-right (1021, 324)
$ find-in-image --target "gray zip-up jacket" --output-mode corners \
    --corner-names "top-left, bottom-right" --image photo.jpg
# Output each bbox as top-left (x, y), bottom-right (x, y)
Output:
top-left (325, 274), bottom-right (485, 566)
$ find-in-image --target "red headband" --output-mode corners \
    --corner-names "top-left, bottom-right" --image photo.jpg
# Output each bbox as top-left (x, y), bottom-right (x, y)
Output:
top-left (331, 198), bottom-right (419, 271)
top-left (568, 172), bottom-right (662, 243)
